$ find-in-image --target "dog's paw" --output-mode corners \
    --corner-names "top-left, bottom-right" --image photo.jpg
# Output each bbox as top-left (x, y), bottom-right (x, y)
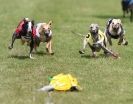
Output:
top-left (124, 41), bottom-right (128, 45)
top-left (8, 45), bottom-right (13, 50)
top-left (79, 50), bottom-right (85, 54)
top-left (50, 52), bottom-right (54, 55)
top-left (30, 57), bottom-right (36, 59)
top-left (29, 54), bottom-right (36, 59)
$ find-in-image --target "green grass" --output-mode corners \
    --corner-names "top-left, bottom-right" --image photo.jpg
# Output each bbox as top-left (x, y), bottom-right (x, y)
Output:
top-left (0, 0), bottom-right (133, 104)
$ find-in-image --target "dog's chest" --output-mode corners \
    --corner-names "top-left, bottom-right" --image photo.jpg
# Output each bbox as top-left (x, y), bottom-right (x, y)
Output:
top-left (39, 30), bottom-right (52, 42)
top-left (40, 35), bottom-right (46, 42)
top-left (21, 35), bottom-right (31, 42)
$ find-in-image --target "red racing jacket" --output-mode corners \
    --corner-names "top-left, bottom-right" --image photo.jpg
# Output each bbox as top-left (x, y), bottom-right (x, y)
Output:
top-left (15, 20), bottom-right (25, 34)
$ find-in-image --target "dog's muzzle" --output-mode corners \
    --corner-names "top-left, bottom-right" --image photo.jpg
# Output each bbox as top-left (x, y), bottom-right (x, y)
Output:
top-left (44, 30), bottom-right (50, 37)
top-left (44, 33), bottom-right (49, 39)
top-left (112, 25), bottom-right (119, 32)
top-left (90, 30), bottom-right (98, 36)
top-left (91, 30), bottom-right (97, 35)
top-left (114, 27), bottom-right (119, 31)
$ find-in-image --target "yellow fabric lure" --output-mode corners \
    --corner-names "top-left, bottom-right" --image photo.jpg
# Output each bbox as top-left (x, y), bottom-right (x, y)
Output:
top-left (49, 73), bottom-right (82, 91)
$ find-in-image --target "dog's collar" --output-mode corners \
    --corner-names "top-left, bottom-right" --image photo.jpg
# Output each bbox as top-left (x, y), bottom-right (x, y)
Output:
top-left (107, 30), bottom-right (119, 39)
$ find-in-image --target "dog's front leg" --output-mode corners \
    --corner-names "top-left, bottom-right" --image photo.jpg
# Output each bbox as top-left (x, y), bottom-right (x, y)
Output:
top-left (79, 38), bottom-right (87, 54)
top-left (118, 35), bottom-right (128, 45)
top-left (92, 51), bottom-right (96, 57)
top-left (90, 45), bottom-right (97, 57)
top-left (34, 36), bottom-right (40, 53)
top-left (49, 40), bottom-right (54, 55)
top-left (34, 45), bottom-right (37, 53)
top-left (106, 34), bottom-right (112, 46)
top-left (100, 44), bottom-right (119, 58)
top-left (29, 39), bottom-right (35, 59)
top-left (46, 40), bottom-right (54, 55)
top-left (46, 41), bottom-right (49, 53)
top-left (8, 32), bottom-right (17, 49)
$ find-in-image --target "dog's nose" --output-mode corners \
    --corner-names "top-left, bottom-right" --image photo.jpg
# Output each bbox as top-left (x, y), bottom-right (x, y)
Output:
top-left (92, 29), bottom-right (96, 33)
top-left (45, 30), bottom-right (50, 35)
top-left (28, 30), bottom-right (32, 33)
top-left (113, 26), bottom-right (119, 30)
top-left (44, 32), bottom-right (50, 37)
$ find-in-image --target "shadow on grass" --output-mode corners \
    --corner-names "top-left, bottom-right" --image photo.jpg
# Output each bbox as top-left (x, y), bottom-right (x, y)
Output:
top-left (81, 54), bottom-right (108, 59)
top-left (8, 51), bottom-right (50, 59)
top-left (35, 51), bottom-right (54, 56)
top-left (35, 51), bottom-right (47, 56)
top-left (8, 55), bottom-right (29, 59)
top-left (126, 98), bottom-right (133, 102)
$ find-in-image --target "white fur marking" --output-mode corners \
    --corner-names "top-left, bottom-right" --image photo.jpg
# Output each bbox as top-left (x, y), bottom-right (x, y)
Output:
top-left (28, 22), bottom-right (32, 32)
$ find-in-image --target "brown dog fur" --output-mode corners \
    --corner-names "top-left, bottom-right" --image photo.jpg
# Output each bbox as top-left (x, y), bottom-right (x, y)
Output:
top-left (34, 21), bottom-right (54, 55)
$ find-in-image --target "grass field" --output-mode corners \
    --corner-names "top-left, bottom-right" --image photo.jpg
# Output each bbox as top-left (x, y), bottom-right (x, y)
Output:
top-left (0, 0), bottom-right (133, 104)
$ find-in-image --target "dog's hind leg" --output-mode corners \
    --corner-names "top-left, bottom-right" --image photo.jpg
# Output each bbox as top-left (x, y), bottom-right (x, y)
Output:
top-left (8, 32), bottom-right (17, 49)
top-left (118, 36), bottom-right (123, 45)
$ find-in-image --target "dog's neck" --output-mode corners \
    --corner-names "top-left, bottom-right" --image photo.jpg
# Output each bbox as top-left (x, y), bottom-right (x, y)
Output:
top-left (91, 33), bottom-right (99, 42)
top-left (39, 27), bottom-right (44, 35)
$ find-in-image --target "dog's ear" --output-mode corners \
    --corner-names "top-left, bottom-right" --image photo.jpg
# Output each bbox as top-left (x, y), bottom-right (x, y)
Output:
top-left (96, 24), bottom-right (99, 29)
top-left (31, 20), bottom-right (35, 26)
top-left (39, 23), bottom-right (44, 31)
top-left (89, 24), bottom-right (93, 28)
top-left (117, 19), bottom-right (122, 24)
top-left (48, 20), bottom-right (53, 26)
